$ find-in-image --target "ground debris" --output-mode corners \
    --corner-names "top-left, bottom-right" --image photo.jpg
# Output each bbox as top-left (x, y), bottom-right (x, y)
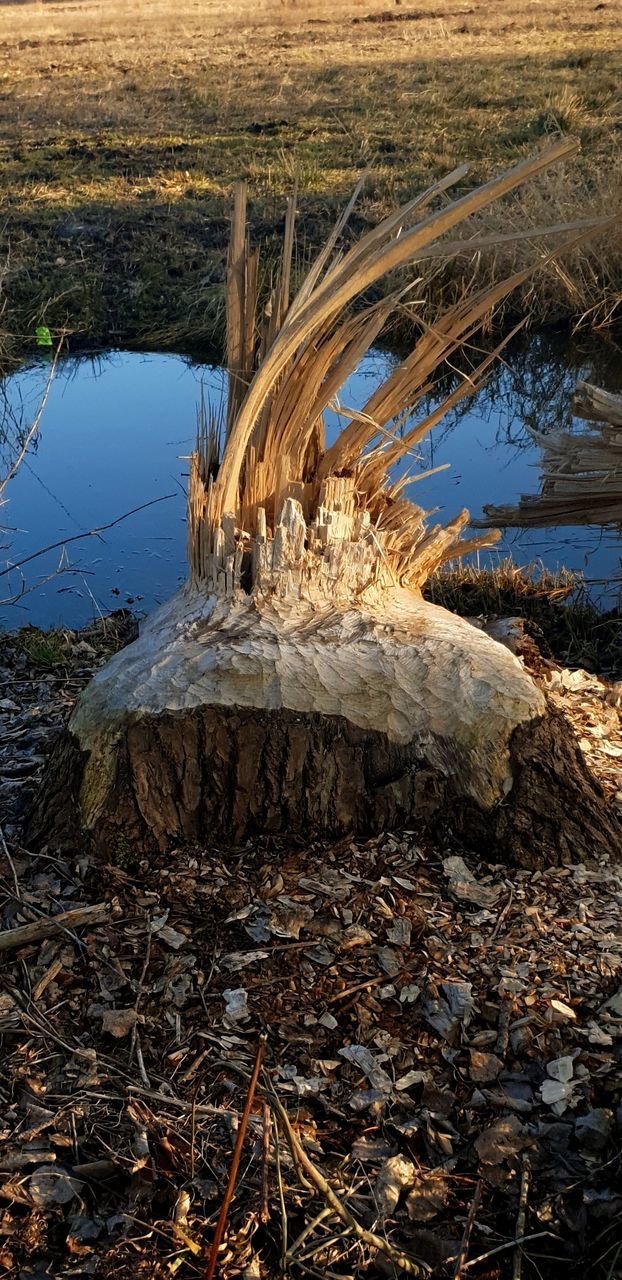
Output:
top-left (0, 623), bottom-right (621, 1277)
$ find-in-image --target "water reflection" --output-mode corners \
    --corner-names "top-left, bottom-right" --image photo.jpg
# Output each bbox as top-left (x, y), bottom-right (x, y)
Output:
top-left (0, 335), bottom-right (620, 629)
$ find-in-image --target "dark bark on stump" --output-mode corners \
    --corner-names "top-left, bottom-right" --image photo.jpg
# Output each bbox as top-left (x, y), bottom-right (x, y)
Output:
top-left (26, 704), bottom-right (622, 867)
top-left (452, 708), bottom-right (622, 867)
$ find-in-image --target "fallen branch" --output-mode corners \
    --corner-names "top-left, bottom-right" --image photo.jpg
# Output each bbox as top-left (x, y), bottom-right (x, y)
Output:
top-left (0, 901), bottom-right (111, 953)
top-left (267, 1083), bottom-right (431, 1278)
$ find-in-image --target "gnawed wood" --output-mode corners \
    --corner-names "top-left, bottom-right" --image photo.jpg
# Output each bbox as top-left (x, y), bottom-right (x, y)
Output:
top-left (211, 139), bottom-right (608, 525)
top-left (29, 152), bottom-right (620, 868)
top-left (189, 143), bottom-right (612, 590)
top-left (26, 583), bottom-right (622, 863)
top-left (573, 380), bottom-right (622, 428)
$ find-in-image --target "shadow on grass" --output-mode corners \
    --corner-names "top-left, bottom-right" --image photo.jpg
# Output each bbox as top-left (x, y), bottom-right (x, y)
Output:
top-left (1, 45), bottom-right (620, 351)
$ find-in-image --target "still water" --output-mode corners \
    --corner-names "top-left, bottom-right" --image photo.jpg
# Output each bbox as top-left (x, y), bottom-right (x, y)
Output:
top-left (1, 336), bottom-right (621, 629)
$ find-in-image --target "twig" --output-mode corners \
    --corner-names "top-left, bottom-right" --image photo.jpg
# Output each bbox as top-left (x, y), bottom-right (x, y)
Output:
top-left (0, 901), bottom-right (111, 953)
top-left (453, 1179), bottom-right (482, 1279)
top-left (273, 1100), bottom-right (288, 1273)
top-left (491, 888), bottom-right (514, 941)
top-left (326, 974), bottom-right (386, 1004)
top-left (134, 1032), bottom-right (151, 1089)
top-left (14, 994), bottom-right (108, 1062)
top-left (462, 1232), bottom-right (558, 1270)
top-left (513, 1157), bottom-right (530, 1280)
top-left (190, 1092), bottom-right (197, 1182)
top-left (125, 1084), bottom-right (224, 1119)
top-left (294, 1229), bottom-right (353, 1265)
top-left (32, 957), bottom-right (63, 1001)
top-left (0, 824), bottom-right (21, 900)
top-left (0, 341), bottom-right (61, 501)
top-left (260, 1100), bottom-right (271, 1224)
top-left (287, 1206), bottom-right (333, 1263)
top-left (0, 494), bottom-right (176, 580)
top-left (204, 1035), bottom-right (266, 1280)
top-left (268, 1085), bottom-right (431, 1278)
top-left (129, 924), bottom-right (153, 1070)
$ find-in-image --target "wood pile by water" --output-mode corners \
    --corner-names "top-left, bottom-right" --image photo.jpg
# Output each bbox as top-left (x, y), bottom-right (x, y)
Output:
top-left (483, 381), bottom-right (622, 529)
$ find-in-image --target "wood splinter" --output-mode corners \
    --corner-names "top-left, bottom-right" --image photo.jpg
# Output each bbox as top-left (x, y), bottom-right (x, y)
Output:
top-left (0, 902), bottom-right (112, 954)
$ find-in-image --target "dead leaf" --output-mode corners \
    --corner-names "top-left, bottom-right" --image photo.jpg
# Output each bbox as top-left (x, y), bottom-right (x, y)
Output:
top-left (223, 988), bottom-right (250, 1027)
top-left (339, 1044), bottom-right (393, 1094)
top-left (423, 981), bottom-right (474, 1043)
top-left (474, 1114), bottom-right (525, 1166)
top-left (386, 917), bottom-right (412, 946)
top-left (406, 1172), bottom-right (450, 1222)
top-left (221, 950), bottom-right (270, 971)
top-left (547, 1055), bottom-right (574, 1083)
top-left (469, 1050), bottom-right (503, 1083)
top-left (376, 946), bottom-right (401, 976)
top-left (101, 1008), bottom-right (138, 1039)
top-left (442, 855), bottom-right (500, 908)
top-left (29, 1166), bottom-right (82, 1207)
top-left (575, 1109), bottom-right (612, 1151)
top-left (374, 1154), bottom-right (416, 1217)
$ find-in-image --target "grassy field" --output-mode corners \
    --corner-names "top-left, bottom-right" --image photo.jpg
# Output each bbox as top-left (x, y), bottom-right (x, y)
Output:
top-left (0, 0), bottom-right (621, 358)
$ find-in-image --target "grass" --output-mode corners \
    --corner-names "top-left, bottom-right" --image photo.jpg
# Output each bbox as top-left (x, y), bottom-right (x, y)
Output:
top-left (18, 626), bottom-right (72, 670)
top-left (426, 558), bottom-right (622, 674)
top-left (0, 0), bottom-right (621, 359)
top-left (1, 611), bottom-right (137, 672)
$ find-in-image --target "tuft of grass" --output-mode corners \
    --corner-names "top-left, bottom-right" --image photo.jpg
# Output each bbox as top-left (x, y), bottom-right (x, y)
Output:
top-left (1, 611), bottom-right (137, 674)
top-left (19, 627), bottom-right (72, 670)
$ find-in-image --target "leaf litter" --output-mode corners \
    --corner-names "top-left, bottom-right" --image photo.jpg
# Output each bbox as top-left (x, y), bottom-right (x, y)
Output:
top-left (0, 618), bottom-right (621, 1278)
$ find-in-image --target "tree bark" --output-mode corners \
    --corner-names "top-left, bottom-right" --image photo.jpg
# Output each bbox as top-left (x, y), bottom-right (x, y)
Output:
top-left (27, 704), bottom-right (442, 856)
top-left (451, 708), bottom-right (622, 867)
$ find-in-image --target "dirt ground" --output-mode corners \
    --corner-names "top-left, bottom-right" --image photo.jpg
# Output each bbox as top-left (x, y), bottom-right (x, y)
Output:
top-left (0, 0), bottom-right (621, 356)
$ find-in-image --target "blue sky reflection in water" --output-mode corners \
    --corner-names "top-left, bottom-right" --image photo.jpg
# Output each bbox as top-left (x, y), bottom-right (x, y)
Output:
top-left (1, 342), bottom-right (621, 629)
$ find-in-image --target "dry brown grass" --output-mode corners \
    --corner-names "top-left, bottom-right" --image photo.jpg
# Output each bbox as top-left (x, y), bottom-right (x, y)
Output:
top-left (0, 0), bottom-right (621, 351)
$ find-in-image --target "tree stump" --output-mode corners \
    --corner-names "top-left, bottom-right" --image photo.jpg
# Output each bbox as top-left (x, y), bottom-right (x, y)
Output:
top-left (26, 151), bottom-right (621, 865)
top-left (27, 517), bottom-right (621, 865)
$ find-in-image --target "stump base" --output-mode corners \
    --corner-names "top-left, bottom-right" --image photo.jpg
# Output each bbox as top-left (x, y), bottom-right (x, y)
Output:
top-left (26, 586), bottom-right (622, 865)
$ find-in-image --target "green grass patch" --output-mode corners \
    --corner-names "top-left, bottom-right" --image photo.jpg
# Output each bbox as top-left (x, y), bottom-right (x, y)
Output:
top-left (18, 627), bottom-right (72, 670)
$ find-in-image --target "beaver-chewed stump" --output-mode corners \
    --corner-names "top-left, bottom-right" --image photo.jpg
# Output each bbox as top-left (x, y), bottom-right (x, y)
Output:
top-left (26, 148), bottom-right (621, 865)
top-left (27, 500), bottom-right (621, 866)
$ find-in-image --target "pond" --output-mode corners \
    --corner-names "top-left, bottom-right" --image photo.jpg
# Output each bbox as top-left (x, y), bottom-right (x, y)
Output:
top-left (1, 334), bottom-right (621, 629)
